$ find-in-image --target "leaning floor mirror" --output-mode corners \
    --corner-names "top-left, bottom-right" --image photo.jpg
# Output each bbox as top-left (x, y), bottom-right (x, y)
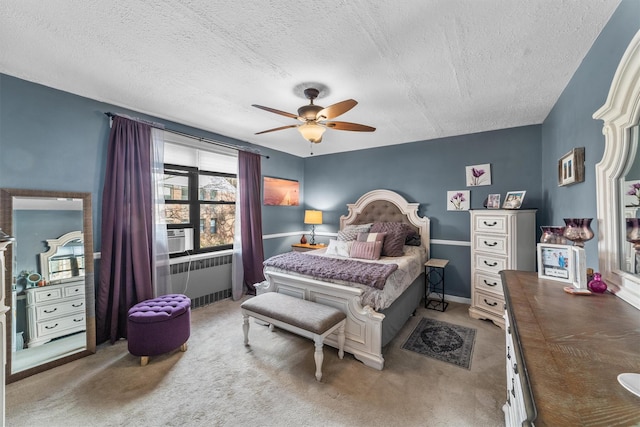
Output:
top-left (0, 188), bottom-right (96, 383)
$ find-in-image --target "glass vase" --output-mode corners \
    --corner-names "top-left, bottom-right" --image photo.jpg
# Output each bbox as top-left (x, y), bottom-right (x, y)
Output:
top-left (587, 272), bottom-right (607, 293)
top-left (540, 226), bottom-right (567, 244)
top-left (563, 218), bottom-right (594, 247)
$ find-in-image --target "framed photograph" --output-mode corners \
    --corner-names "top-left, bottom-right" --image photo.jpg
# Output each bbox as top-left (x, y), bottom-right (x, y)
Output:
top-left (537, 244), bottom-right (574, 284)
top-left (487, 193), bottom-right (501, 209)
top-left (537, 244), bottom-right (587, 288)
top-left (558, 147), bottom-right (585, 186)
top-left (447, 190), bottom-right (470, 211)
top-left (502, 191), bottom-right (526, 209)
top-left (466, 163), bottom-right (492, 186)
top-left (263, 176), bottom-right (300, 206)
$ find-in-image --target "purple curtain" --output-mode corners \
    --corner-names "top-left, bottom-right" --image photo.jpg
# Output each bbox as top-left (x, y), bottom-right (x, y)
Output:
top-left (97, 116), bottom-right (155, 344)
top-left (239, 151), bottom-right (265, 294)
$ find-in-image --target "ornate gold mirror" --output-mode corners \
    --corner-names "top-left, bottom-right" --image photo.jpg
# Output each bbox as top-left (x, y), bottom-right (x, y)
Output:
top-left (0, 188), bottom-right (96, 383)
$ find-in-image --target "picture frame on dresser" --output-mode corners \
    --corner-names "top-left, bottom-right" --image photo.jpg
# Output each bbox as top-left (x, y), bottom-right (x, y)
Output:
top-left (537, 243), bottom-right (587, 288)
top-left (502, 191), bottom-right (525, 209)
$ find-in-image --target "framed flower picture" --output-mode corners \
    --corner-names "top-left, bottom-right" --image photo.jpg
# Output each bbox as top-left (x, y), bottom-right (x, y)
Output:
top-left (447, 190), bottom-right (470, 211)
top-left (466, 163), bottom-right (491, 186)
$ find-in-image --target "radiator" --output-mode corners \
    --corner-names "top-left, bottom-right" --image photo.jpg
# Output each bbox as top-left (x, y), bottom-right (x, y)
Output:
top-left (170, 254), bottom-right (233, 309)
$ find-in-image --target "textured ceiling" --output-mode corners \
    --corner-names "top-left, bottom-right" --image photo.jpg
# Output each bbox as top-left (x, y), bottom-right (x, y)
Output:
top-left (0, 1), bottom-right (621, 157)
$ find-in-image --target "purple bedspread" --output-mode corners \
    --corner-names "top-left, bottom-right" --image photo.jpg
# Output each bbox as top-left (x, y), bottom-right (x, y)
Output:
top-left (263, 252), bottom-right (398, 290)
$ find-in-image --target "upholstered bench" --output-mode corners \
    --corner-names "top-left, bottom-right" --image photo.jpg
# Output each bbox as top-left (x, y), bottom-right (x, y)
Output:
top-left (127, 294), bottom-right (191, 366)
top-left (241, 292), bottom-right (347, 381)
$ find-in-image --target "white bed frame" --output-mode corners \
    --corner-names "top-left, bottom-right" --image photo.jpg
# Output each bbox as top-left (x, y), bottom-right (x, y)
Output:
top-left (256, 189), bottom-right (430, 370)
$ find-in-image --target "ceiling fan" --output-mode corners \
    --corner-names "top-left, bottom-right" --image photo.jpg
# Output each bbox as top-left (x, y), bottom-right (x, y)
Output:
top-left (252, 88), bottom-right (375, 144)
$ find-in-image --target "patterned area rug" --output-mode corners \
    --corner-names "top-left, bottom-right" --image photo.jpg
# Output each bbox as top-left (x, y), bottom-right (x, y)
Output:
top-left (402, 317), bottom-right (477, 369)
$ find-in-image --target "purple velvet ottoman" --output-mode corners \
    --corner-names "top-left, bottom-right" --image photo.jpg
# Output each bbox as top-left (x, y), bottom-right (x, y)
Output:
top-left (127, 294), bottom-right (191, 366)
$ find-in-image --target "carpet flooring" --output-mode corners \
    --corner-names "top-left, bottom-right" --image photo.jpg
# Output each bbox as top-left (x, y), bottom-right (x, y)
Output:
top-left (402, 317), bottom-right (476, 369)
top-left (6, 298), bottom-right (506, 426)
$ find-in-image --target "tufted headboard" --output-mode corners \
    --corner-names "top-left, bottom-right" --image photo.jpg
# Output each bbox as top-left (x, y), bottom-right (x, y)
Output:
top-left (339, 189), bottom-right (430, 252)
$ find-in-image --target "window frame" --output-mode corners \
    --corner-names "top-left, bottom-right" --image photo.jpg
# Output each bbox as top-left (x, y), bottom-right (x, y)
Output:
top-left (164, 163), bottom-right (236, 256)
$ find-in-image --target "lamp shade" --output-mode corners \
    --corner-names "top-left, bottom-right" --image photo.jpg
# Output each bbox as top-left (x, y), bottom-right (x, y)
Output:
top-left (304, 210), bottom-right (323, 225)
top-left (298, 122), bottom-right (326, 143)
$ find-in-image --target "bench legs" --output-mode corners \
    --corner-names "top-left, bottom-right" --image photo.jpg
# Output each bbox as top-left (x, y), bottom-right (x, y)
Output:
top-left (242, 312), bottom-right (346, 382)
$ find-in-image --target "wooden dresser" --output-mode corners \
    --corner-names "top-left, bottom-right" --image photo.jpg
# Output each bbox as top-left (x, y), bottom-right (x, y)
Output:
top-left (25, 279), bottom-right (86, 347)
top-left (501, 270), bottom-right (640, 426)
top-left (469, 209), bottom-right (536, 328)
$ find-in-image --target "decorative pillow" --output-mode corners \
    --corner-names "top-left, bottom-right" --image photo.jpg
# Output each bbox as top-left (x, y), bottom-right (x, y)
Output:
top-left (325, 239), bottom-right (352, 257)
top-left (350, 240), bottom-right (383, 260)
top-left (356, 232), bottom-right (386, 243)
top-left (370, 222), bottom-right (411, 257)
top-left (337, 223), bottom-right (373, 241)
top-left (405, 232), bottom-right (422, 246)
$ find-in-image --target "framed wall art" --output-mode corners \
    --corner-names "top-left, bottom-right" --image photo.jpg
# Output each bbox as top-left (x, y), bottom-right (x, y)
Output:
top-left (558, 147), bottom-right (585, 186)
top-left (263, 176), bottom-right (300, 206)
top-left (447, 190), bottom-right (470, 211)
top-left (466, 163), bottom-right (492, 186)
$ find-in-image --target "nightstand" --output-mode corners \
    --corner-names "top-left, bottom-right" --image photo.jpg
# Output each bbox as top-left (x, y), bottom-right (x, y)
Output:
top-left (291, 243), bottom-right (326, 252)
top-left (424, 258), bottom-right (449, 312)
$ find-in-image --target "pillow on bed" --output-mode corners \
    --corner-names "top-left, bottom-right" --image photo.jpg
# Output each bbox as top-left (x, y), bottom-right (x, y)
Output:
top-left (337, 223), bottom-right (372, 241)
top-left (350, 240), bottom-right (383, 260)
top-left (325, 239), bottom-right (353, 257)
top-left (405, 232), bottom-right (422, 246)
top-left (370, 222), bottom-right (411, 256)
top-left (356, 232), bottom-right (386, 243)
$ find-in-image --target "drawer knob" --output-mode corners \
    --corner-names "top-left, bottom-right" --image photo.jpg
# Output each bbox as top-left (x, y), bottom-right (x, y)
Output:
top-left (484, 299), bottom-right (498, 307)
top-left (483, 260), bottom-right (498, 267)
top-left (72, 303), bottom-right (83, 308)
top-left (43, 308), bottom-right (57, 314)
top-left (483, 279), bottom-right (498, 287)
top-left (483, 221), bottom-right (497, 226)
top-left (483, 241), bottom-right (498, 247)
top-left (73, 318), bottom-right (83, 322)
top-left (45, 323), bottom-right (59, 330)
top-left (513, 363), bottom-right (519, 375)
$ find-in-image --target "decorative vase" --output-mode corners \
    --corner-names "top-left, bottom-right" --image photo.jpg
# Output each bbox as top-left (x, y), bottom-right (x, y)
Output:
top-left (562, 218), bottom-right (594, 247)
top-left (587, 272), bottom-right (607, 293)
top-left (540, 226), bottom-right (567, 244)
top-left (300, 234), bottom-right (307, 244)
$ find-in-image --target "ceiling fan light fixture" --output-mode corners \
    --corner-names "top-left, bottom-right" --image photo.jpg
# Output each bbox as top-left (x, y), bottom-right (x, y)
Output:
top-left (298, 122), bottom-right (325, 143)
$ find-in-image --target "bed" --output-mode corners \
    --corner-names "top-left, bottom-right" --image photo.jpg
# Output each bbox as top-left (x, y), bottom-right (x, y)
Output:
top-left (255, 189), bottom-right (430, 370)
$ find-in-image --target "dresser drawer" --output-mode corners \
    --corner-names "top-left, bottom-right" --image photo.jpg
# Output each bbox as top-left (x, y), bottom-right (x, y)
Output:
top-left (474, 234), bottom-right (508, 255)
top-left (36, 313), bottom-right (86, 338)
top-left (35, 298), bottom-right (85, 321)
top-left (475, 253), bottom-right (507, 274)
top-left (64, 283), bottom-right (85, 298)
top-left (474, 215), bottom-right (508, 234)
top-left (474, 272), bottom-right (503, 295)
top-left (473, 290), bottom-right (504, 316)
top-left (32, 287), bottom-right (63, 303)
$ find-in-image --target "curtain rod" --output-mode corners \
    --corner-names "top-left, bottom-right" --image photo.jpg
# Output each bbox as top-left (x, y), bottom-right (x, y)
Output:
top-left (104, 112), bottom-right (269, 159)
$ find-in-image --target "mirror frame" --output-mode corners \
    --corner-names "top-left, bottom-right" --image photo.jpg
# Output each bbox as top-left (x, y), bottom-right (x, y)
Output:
top-left (0, 188), bottom-right (96, 383)
top-left (40, 230), bottom-right (84, 281)
top-left (593, 29), bottom-right (640, 310)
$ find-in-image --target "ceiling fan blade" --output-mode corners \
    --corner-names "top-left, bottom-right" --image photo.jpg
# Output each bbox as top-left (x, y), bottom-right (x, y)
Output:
top-left (254, 124), bottom-right (298, 135)
top-left (325, 121), bottom-right (376, 132)
top-left (316, 99), bottom-right (357, 120)
top-left (252, 104), bottom-right (299, 120)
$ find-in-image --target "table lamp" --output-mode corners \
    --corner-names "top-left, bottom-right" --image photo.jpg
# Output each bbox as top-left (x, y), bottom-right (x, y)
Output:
top-left (304, 210), bottom-right (323, 245)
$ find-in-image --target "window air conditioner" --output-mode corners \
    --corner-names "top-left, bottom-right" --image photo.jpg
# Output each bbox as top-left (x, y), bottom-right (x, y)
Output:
top-left (167, 228), bottom-right (194, 254)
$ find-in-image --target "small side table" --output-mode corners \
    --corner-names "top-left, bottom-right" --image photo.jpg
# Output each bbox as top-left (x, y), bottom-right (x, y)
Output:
top-left (424, 258), bottom-right (449, 311)
top-left (291, 243), bottom-right (326, 252)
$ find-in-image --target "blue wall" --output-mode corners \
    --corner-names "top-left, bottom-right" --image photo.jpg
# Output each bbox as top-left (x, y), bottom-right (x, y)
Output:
top-left (540, 0), bottom-right (640, 269)
top-left (0, 74), bottom-right (304, 254)
top-left (2, 0), bottom-right (639, 301)
top-left (303, 126), bottom-right (542, 298)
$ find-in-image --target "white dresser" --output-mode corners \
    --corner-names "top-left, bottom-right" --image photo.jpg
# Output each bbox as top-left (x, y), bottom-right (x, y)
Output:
top-left (468, 209), bottom-right (536, 328)
top-left (25, 279), bottom-right (86, 347)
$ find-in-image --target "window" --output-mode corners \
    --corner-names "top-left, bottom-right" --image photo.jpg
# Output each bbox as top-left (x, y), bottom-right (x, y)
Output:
top-left (163, 136), bottom-right (238, 255)
top-left (163, 164), bottom-right (237, 254)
